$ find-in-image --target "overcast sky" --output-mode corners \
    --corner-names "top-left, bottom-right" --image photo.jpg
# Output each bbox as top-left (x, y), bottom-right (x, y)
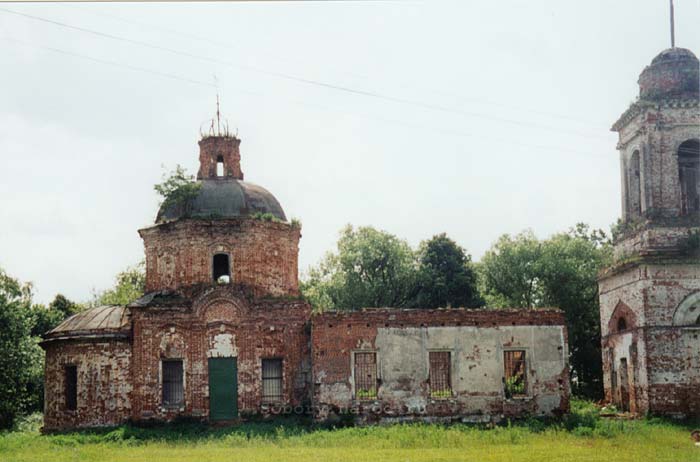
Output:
top-left (1, 0), bottom-right (699, 304)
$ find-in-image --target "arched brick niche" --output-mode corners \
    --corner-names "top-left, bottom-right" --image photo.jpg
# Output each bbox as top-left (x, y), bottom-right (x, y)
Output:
top-left (608, 300), bottom-right (638, 334)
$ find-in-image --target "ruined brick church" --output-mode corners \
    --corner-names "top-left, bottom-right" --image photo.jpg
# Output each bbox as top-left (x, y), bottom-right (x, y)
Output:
top-left (40, 119), bottom-right (569, 431)
top-left (599, 46), bottom-right (700, 417)
top-left (39, 42), bottom-right (698, 432)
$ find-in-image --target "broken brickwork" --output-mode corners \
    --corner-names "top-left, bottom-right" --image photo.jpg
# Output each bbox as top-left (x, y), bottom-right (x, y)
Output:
top-left (311, 309), bottom-right (569, 424)
top-left (128, 286), bottom-right (311, 423)
top-left (140, 219), bottom-right (300, 297)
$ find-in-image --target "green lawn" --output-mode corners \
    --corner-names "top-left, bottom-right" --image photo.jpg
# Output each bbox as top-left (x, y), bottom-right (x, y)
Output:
top-left (2, 404), bottom-right (699, 462)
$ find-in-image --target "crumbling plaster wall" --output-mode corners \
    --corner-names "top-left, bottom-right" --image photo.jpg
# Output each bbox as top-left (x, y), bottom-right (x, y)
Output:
top-left (312, 310), bottom-right (569, 424)
top-left (43, 340), bottom-right (132, 431)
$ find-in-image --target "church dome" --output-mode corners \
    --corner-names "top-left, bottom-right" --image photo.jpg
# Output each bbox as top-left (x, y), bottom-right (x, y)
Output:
top-left (156, 178), bottom-right (287, 224)
top-left (638, 47), bottom-right (699, 100)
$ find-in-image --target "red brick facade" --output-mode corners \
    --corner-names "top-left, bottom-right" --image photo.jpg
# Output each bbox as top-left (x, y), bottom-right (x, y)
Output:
top-left (41, 131), bottom-right (571, 431)
top-left (140, 219), bottom-right (300, 297)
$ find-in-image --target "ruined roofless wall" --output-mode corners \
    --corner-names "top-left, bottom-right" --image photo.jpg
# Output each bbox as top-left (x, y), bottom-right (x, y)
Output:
top-left (311, 308), bottom-right (569, 424)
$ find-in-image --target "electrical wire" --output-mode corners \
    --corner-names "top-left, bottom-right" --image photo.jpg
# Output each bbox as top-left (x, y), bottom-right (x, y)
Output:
top-left (0, 6), bottom-right (612, 141)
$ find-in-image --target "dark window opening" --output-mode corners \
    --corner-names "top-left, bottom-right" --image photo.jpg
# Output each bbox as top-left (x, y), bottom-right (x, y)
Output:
top-left (216, 155), bottom-right (225, 177)
top-left (262, 359), bottom-right (283, 403)
top-left (213, 253), bottom-right (230, 284)
top-left (678, 139), bottom-right (700, 215)
top-left (162, 360), bottom-right (184, 407)
top-left (617, 317), bottom-right (627, 332)
top-left (504, 350), bottom-right (527, 398)
top-left (354, 352), bottom-right (378, 400)
top-left (64, 365), bottom-right (77, 411)
top-left (429, 351), bottom-right (451, 398)
top-left (695, 313), bottom-right (700, 326)
top-left (628, 150), bottom-right (642, 216)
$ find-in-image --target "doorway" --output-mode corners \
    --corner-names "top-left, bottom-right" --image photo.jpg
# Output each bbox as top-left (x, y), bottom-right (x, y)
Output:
top-left (208, 357), bottom-right (238, 420)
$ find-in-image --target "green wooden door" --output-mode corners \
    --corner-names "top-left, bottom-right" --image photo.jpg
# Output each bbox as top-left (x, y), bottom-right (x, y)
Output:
top-left (208, 357), bottom-right (238, 420)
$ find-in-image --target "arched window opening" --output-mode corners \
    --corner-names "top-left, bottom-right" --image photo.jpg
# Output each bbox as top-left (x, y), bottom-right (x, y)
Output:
top-left (695, 314), bottom-right (700, 326)
top-left (628, 151), bottom-right (642, 217)
top-left (213, 253), bottom-right (230, 284)
top-left (216, 155), bottom-right (225, 177)
top-left (617, 317), bottom-right (627, 332)
top-left (678, 139), bottom-right (700, 215)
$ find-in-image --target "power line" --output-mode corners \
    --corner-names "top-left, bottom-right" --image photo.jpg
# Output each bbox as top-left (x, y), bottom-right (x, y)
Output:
top-left (1, 36), bottom-right (216, 88)
top-left (70, 4), bottom-right (609, 130)
top-left (1, 34), bottom-right (609, 158)
top-left (0, 6), bottom-right (611, 141)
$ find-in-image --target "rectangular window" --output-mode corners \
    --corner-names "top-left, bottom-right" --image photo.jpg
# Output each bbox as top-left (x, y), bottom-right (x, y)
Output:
top-left (162, 360), bottom-right (184, 406)
top-left (354, 352), bottom-right (378, 399)
top-left (262, 359), bottom-right (283, 403)
top-left (65, 365), bottom-right (77, 411)
top-left (504, 350), bottom-right (527, 398)
top-left (429, 351), bottom-right (451, 398)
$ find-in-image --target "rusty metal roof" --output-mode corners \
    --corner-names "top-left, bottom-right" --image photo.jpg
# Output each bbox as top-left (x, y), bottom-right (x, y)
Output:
top-left (43, 305), bottom-right (131, 341)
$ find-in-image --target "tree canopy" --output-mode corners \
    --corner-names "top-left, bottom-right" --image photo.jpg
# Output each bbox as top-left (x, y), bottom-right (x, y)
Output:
top-left (90, 262), bottom-right (145, 307)
top-left (302, 225), bottom-right (418, 310)
top-left (301, 226), bottom-right (481, 312)
top-left (478, 224), bottom-right (612, 397)
top-left (413, 233), bottom-right (483, 309)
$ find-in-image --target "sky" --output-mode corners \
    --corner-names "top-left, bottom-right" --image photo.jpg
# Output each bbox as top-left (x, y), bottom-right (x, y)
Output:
top-left (1, 0), bottom-right (699, 304)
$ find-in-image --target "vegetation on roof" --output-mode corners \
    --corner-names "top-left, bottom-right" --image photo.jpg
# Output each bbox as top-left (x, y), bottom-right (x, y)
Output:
top-left (154, 165), bottom-right (201, 214)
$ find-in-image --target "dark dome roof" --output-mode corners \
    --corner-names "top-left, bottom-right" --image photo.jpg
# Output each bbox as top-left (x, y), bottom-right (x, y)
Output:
top-left (638, 47), bottom-right (699, 100)
top-left (156, 179), bottom-right (287, 223)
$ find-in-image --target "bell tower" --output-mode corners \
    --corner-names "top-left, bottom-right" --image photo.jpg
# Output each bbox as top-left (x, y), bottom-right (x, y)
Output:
top-left (598, 38), bottom-right (700, 416)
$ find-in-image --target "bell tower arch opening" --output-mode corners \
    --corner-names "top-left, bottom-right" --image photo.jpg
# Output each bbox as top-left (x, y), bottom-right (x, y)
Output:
top-left (678, 139), bottom-right (700, 215)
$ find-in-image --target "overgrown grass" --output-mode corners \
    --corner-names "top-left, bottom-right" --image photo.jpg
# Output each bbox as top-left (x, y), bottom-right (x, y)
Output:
top-left (1, 400), bottom-right (699, 462)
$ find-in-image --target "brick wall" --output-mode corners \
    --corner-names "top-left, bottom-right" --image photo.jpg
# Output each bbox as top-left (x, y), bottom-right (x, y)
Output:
top-left (43, 339), bottom-right (132, 431)
top-left (139, 218), bottom-right (300, 297)
top-left (130, 286), bottom-right (312, 422)
top-left (311, 309), bottom-right (569, 424)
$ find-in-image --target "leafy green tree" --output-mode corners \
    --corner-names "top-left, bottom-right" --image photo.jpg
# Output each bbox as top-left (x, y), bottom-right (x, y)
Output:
top-left (301, 225), bottom-right (418, 311)
top-left (154, 164), bottom-right (201, 211)
top-left (479, 224), bottom-right (612, 398)
top-left (412, 233), bottom-right (483, 308)
top-left (479, 230), bottom-right (544, 308)
top-left (91, 262), bottom-right (146, 306)
top-left (0, 268), bottom-right (43, 429)
top-left (30, 294), bottom-right (81, 337)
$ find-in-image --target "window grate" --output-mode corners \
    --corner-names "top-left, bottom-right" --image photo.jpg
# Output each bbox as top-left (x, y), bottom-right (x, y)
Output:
top-left (429, 351), bottom-right (451, 398)
top-left (65, 365), bottom-right (77, 411)
top-left (262, 359), bottom-right (283, 403)
top-left (354, 352), bottom-right (378, 399)
top-left (162, 360), bottom-right (184, 406)
top-left (504, 350), bottom-right (527, 398)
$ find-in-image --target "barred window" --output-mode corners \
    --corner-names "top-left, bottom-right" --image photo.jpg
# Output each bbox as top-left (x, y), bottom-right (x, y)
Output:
top-left (262, 359), bottom-right (283, 403)
top-left (354, 352), bottom-right (378, 399)
top-left (162, 360), bottom-right (184, 406)
top-left (504, 350), bottom-right (527, 398)
top-left (65, 365), bottom-right (77, 411)
top-left (429, 351), bottom-right (451, 398)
